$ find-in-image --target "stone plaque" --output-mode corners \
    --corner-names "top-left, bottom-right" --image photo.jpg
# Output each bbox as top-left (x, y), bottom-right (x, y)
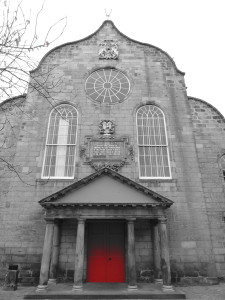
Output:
top-left (91, 141), bottom-right (123, 159)
top-left (80, 136), bottom-right (134, 171)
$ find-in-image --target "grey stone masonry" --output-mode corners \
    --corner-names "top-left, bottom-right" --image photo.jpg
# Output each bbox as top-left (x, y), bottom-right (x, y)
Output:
top-left (0, 20), bottom-right (225, 284)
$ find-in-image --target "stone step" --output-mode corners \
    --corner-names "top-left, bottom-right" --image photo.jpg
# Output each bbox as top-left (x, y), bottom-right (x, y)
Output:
top-left (24, 283), bottom-right (186, 299)
top-left (24, 295), bottom-right (186, 300)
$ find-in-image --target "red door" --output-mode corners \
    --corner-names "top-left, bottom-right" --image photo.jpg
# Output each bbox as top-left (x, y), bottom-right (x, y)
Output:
top-left (87, 221), bottom-right (125, 282)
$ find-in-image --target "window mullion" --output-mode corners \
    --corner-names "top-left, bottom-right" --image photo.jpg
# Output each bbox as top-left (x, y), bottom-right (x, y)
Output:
top-left (137, 105), bottom-right (171, 179)
top-left (48, 113), bottom-right (58, 177)
top-left (42, 105), bottom-right (78, 179)
top-left (158, 117), bottom-right (164, 177)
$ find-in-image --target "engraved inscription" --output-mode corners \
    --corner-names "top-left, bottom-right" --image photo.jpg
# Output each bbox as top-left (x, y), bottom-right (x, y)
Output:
top-left (81, 135), bottom-right (132, 171)
top-left (92, 141), bottom-right (122, 158)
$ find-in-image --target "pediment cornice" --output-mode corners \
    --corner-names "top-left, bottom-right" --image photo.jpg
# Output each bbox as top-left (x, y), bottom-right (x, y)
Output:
top-left (39, 168), bottom-right (173, 209)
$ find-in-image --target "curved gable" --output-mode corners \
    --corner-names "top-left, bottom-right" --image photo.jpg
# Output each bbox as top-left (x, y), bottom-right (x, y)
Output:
top-left (31, 20), bottom-right (184, 75)
top-left (188, 96), bottom-right (225, 128)
top-left (188, 96), bottom-right (224, 120)
top-left (0, 94), bottom-right (26, 108)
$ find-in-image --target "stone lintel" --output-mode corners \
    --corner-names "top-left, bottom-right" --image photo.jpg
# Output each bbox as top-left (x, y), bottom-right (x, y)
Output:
top-left (45, 206), bottom-right (165, 219)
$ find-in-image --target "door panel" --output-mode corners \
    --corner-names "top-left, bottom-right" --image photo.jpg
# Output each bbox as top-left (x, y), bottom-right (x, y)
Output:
top-left (87, 221), bottom-right (125, 282)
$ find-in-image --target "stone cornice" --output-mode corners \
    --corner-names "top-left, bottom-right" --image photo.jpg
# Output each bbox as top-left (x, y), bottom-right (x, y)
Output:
top-left (42, 202), bottom-right (167, 208)
top-left (188, 96), bottom-right (225, 120)
top-left (0, 94), bottom-right (26, 108)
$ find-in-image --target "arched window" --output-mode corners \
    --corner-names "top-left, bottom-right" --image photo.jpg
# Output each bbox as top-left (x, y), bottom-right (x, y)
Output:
top-left (42, 104), bottom-right (78, 179)
top-left (220, 155), bottom-right (225, 181)
top-left (136, 105), bottom-right (171, 179)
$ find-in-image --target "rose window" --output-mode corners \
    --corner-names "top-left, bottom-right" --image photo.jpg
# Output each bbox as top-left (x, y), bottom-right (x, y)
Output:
top-left (85, 69), bottom-right (130, 104)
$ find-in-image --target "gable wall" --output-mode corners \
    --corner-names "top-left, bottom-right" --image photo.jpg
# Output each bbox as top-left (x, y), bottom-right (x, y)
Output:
top-left (189, 98), bottom-right (225, 276)
top-left (0, 21), bottom-right (225, 283)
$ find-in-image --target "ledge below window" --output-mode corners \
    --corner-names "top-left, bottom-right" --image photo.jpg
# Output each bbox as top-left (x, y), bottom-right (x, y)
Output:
top-left (36, 178), bottom-right (78, 183)
top-left (137, 178), bottom-right (177, 184)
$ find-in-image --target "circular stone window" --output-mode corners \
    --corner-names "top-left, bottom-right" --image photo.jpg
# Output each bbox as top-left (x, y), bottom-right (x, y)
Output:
top-left (85, 68), bottom-right (130, 104)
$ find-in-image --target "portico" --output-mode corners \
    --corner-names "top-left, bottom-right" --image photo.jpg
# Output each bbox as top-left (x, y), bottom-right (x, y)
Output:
top-left (36, 168), bottom-right (174, 292)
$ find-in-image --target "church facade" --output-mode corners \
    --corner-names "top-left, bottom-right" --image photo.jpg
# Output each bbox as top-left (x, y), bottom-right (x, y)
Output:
top-left (0, 21), bottom-right (225, 290)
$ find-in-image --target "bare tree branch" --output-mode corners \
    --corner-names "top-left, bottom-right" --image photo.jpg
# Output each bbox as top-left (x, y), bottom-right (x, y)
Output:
top-left (0, 0), bottom-right (67, 184)
top-left (0, 0), bottom-right (67, 99)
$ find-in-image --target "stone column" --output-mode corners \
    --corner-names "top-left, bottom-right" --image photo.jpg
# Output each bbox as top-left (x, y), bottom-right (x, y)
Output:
top-left (36, 219), bottom-right (54, 292)
top-left (127, 218), bottom-right (137, 290)
top-left (48, 220), bottom-right (61, 284)
top-left (158, 217), bottom-right (173, 291)
top-left (72, 218), bottom-right (86, 290)
top-left (153, 222), bottom-right (162, 283)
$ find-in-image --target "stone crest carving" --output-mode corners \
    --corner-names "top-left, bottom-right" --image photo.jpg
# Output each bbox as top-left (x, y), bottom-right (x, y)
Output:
top-left (99, 40), bottom-right (118, 59)
top-left (99, 120), bottom-right (115, 136)
top-left (90, 161), bottom-right (125, 172)
top-left (79, 121), bottom-right (134, 171)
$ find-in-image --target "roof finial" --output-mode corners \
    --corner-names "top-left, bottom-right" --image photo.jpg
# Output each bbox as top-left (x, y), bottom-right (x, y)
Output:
top-left (104, 9), bottom-right (112, 20)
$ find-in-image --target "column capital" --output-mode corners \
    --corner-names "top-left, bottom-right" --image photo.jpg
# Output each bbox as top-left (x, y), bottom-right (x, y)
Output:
top-left (77, 217), bottom-right (86, 224)
top-left (53, 219), bottom-right (61, 225)
top-left (44, 218), bottom-right (55, 224)
top-left (126, 217), bottom-right (136, 223)
top-left (158, 216), bottom-right (167, 224)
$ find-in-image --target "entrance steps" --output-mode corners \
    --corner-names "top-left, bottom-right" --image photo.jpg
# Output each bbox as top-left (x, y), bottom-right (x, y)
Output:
top-left (24, 283), bottom-right (186, 299)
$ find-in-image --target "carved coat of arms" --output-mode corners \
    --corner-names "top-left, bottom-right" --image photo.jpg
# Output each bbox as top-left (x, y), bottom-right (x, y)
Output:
top-left (80, 120), bottom-right (134, 172)
top-left (99, 40), bottom-right (118, 60)
top-left (99, 120), bottom-right (115, 136)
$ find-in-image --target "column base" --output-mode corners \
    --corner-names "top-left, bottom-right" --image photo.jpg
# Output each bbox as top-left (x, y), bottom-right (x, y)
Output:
top-left (155, 278), bottom-right (163, 284)
top-left (72, 284), bottom-right (83, 291)
top-left (36, 285), bottom-right (48, 292)
top-left (162, 285), bottom-right (174, 292)
top-left (48, 278), bottom-right (57, 285)
top-left (128, 285), bottom-right (138, 290)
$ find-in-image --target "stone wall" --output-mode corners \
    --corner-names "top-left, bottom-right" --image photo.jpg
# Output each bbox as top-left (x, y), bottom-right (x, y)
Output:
top-left (135, 220), bottom-right (154, 282)
top-left (189, 97), bottom-right (225, 278)
top-left (57, 219), bottom-right (77, 281)
top-left (0, 21), bottom-right (225, 284)
top-left (56, 220), bottom-right (153, 283)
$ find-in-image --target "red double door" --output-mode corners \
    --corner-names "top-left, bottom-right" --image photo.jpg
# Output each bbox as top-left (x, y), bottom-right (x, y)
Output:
top-left (87, 221), bottom-right (125, 283)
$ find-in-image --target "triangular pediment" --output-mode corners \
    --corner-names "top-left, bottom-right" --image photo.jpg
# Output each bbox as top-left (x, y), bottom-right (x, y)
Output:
top-left (39, 168), bottom-right (173, 208)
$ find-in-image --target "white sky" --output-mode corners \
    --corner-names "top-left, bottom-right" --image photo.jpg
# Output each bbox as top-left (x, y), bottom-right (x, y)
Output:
top-left (22, 0), bottom-right (225, 116)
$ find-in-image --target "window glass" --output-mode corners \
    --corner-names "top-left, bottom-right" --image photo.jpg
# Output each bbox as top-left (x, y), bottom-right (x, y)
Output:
top-left (85, 69), bottom-right (130, 104)
top-left (136, 105), bottom-right (171, 179)
top-left (42, 104), bottom-right (78, 179)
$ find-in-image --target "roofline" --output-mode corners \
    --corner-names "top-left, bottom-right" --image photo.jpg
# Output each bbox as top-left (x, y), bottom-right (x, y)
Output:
top-left (31, 20), bottom-right (185, 75)
top-left (188, 96), bottom-right (225, 119)
top-left (39, 167), bottom-right (173, 207)
top-left (0, 94), bottom-right (27, 108)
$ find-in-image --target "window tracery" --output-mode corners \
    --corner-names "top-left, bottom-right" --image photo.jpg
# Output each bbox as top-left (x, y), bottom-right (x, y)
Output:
top-left (136, 105), bottom-right (171, 179)
top-left (85, 68), bottom-right (130, 104)
top-left (42, 104), bottom-right (78, 179)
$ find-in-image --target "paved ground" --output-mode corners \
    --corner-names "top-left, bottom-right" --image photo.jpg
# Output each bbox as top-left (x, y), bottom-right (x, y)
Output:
top-left (0, 283), bottom-right (225, 300)
top-left (176, 284), bottom-right (225, 300)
